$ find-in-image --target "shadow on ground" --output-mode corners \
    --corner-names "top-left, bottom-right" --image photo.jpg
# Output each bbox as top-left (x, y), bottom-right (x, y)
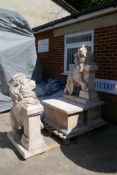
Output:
top-left (1, 117), bottom-right (117, 174)
top-left (60, 124), bottom-right (117, 173)
top-left (0, 132), bottom-right (24, 161)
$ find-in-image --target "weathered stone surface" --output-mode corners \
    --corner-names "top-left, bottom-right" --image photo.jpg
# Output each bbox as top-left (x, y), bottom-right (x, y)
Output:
top-left (8, 131), bottom-right (46, 159)
top-left (43, 98), bottom-right (106, 139)
top-left (43, 45), bottom-right (106, 140)
top-left (64, 44), bottom-right (95, 96)
top-left (8, 73), bottom-right (47, 159)
top-left (64, 45), bottom-right (99, 104)
top-left (43, 98), bottom-right (84, 132)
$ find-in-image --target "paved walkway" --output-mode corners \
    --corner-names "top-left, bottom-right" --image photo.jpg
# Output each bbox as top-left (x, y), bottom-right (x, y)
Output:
top-left (0, 112), bottom-right (117, 175)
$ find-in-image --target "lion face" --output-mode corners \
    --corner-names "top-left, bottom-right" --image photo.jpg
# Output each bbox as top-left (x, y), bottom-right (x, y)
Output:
top-left (79, 44), bottom-right (87, 59)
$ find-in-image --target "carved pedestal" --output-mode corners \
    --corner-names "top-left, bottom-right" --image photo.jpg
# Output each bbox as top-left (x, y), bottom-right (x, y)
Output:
top-left (77, 65), bottom-right (99, 104)
top-left (85, 105), bottom-right (105, 129)
top-left (8, 73), bottom-right (47, 159)
top-left (8, 106), bottom-right (47, 159)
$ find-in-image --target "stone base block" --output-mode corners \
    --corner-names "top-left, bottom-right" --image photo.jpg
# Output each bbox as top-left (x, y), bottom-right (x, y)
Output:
top-left (7, 131), bottom-right (47, 159)
top-left (43, 117), bottom-right (88, 139)
top-left (43, 98), bottom-right (84, 132)
top-left (43, 98), bottom-right (106, 140)
top-left (85, 106), bottom-right (107, 128)
top-left (87, 118), bottom-right (107, 130)
top-left (43, 116), bottom-right (106, 140)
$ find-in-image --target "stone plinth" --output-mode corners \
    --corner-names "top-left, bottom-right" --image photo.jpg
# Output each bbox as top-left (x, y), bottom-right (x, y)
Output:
top-left (21, 115), bottom-right (46, 151)
top-left (43, 98), bottom-right (84, 133)
top-left (8, 131), bottom-right (47, 159)
top-left (78, 65), bottom-right (99, 104)
top-left (8, 73), bottom-right (47, 159)
top-left (8, 113), bottom-right (47, 159)
top-left (43, 98), bottom-right (106, 140)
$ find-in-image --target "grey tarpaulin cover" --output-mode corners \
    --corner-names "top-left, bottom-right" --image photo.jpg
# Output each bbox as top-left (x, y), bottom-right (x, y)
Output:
top-left (0, 8), bottom-right (39, 112)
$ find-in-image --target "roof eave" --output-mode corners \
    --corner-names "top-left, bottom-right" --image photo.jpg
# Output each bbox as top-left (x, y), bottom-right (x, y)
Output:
top-left (33, 2), bottom-right (117, 34)
top-left (51, 0), bottom-right (79, 14)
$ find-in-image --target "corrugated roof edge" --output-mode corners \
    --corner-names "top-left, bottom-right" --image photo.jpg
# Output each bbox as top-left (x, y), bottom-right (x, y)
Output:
top-left (32, 1), bottom-right (117, 33)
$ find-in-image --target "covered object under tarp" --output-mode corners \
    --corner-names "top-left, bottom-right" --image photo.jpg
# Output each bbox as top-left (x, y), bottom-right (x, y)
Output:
top-left (0, 8), bottom-right (39, 112)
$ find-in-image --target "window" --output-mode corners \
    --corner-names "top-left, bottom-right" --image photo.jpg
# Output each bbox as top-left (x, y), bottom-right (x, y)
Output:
top-left (64, 31), bottom-right (94, 73)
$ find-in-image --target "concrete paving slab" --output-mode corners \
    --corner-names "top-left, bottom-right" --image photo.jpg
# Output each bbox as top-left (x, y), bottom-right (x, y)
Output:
top-left (0, 112), bottom-right (117, 175)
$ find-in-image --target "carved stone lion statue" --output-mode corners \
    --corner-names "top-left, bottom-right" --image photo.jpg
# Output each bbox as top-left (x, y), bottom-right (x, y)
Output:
top-left (64, 44), bottom-right (94, 95)
top-left (9, 73), bottom-right (43, 134)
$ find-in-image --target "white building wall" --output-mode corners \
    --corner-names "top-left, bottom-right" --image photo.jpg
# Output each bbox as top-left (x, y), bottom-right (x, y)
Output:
top-left (0, 0), bottom-right (70, 28)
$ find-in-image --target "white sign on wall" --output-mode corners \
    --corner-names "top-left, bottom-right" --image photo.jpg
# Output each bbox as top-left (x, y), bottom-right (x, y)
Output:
top-left (38, 39), bottom-right (49, 53)
top-left (95, 78), bottom-right (117, 95)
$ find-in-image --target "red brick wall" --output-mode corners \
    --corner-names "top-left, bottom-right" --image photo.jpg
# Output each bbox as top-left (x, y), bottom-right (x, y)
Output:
top-left (94, 25), bottom-right (117, 80)
top-left (35, 25), bottom-right (117, 121)
top-left (35, 25), bottom-right (117, 80)
top-left (94, 25), bottom-right (117, 121)
top-left (35, 30), bottom-right (64, 80)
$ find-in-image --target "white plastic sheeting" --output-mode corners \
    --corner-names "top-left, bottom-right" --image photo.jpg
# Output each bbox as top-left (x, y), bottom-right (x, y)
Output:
top-left (0, 8), bottom-right (38, 112)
